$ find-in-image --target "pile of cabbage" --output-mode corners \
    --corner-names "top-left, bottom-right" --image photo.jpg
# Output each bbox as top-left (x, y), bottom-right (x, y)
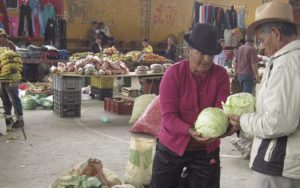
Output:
top-left (194, 93), bottom-right (255, 138)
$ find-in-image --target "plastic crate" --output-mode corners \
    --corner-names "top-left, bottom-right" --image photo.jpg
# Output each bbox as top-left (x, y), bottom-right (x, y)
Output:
top-left (91, 77), bottom-right (114, 89)
top-left (53, 75), bottom-right (82, 91)
top-left (104, 97), bottom-right (134, 115)
top-left (53, 90), bottom-right (81, 105)
top-left (53, 103), bottom-right (81, 117)
top-left (91, 87), bottom-right (113, 101)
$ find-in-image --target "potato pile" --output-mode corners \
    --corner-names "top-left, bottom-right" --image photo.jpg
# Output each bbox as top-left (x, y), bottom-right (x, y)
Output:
top-left (50, 55), bottom-right (129, 76)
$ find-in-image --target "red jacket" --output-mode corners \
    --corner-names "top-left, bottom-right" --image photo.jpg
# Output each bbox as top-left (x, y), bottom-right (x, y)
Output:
top-left (158, 60), bottom-right (230, 156)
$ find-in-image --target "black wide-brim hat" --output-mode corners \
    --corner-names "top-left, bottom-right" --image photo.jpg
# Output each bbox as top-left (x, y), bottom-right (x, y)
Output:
top-left (184, 23), bottom-right (222, 56)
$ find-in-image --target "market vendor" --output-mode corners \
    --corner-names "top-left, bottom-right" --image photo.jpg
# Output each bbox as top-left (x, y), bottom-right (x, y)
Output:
top-left (0, 29), bottom-right (24, 129)
top-left (91, 35), bottom-right (104, 53)
top-left (165, 36), bottom-right (177, 61)
top-left (99, 22), bottom-right (114, 46)
top-left (90, 22), bottom-right (101, 46)
top-left (148, 23), bottom-right (238, 188)
top-left (142, 39), bottom-right (153, 53)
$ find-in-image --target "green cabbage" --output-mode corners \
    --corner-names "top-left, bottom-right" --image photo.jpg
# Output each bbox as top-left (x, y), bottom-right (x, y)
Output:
top-left (222, 93), bottom-right (255, 116)
top-left (194, 107), bottom-right (229, 138)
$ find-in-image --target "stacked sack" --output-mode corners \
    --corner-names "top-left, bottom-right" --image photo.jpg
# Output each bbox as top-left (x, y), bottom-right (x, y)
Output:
top-left (0, 47), bottom-right (23, 80)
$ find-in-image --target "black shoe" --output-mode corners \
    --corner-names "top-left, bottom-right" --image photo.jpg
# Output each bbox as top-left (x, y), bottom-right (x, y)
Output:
top-left (12, 120), bottom-right (24, 128)
top-left (5, 118), bottom-right (13, 129)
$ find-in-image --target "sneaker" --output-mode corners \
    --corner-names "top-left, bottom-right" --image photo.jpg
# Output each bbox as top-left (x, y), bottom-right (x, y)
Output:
top-left (12, 120), bottom-right (24, 128)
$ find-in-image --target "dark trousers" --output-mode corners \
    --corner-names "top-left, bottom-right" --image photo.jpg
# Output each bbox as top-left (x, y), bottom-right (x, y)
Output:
top-left (0, 83), bottom-right (23, 119)
top-left (149, 141), bottom-right (220, 188)
top-left (18, 4), bottom-right (33, 37)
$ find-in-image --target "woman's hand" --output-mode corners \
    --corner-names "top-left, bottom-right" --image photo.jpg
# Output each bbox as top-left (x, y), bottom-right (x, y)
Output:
top-left (188, 128), bottom-right (215, 144)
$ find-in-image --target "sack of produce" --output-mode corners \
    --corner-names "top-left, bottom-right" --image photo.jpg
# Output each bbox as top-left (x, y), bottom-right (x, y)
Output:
top-left (39, 98), bottom-right (53, 109)
top-left (129, 94), bottom-right (156, 125)
top-left (222, 92), bottom-right (255, 116)
top-left (194, 107), bottom-right (229, 138)
top-left (130, 96), bottom-right (161, 137)
top-left (124, 137), bottom-right (154, 188)
top-left (69, 160), bottom-right (122, 186)
top-left (21, 95), bottom-right (38, 110)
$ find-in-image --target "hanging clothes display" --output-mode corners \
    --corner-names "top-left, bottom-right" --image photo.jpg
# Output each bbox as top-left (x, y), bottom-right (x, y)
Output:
top-left (44, 18), bottom-right (56, 45)
top-left (0, 0), bottom-right (9, 34)
top-left (192, 1), bottom-right (245, 46)
top-left (30, 0), bottom-right (44, 36)
top-left (229, 6), bottom-right (237, 29)
top-left (194, 2), bottom-right (201, 26)
top-left (58, 18), bottom-right (67, 49)
top-left (42, 2), bottom-right (56, 32)
top-left (18, 0), bottom-right (33, 37)
top-left (237, 8), bottom-right (245, 29)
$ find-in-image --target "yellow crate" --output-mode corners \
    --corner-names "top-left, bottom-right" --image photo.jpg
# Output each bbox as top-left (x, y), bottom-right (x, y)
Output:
top-left (91, 77), bottom-right (114, 89)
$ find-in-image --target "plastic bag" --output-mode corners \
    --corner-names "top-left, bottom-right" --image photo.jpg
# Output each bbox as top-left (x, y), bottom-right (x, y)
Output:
top-left (124, 137), bottom-right (154, 188)
top-left (129, 94), bottom-right (156, 125)
top-left (130, 96), bottom-right (160, 137)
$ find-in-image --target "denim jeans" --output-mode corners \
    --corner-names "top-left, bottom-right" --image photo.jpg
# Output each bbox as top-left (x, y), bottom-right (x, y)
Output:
top-left (238, 74), bottom-right (255, 94)
top-left (0, 83), bottom-right (23, 120)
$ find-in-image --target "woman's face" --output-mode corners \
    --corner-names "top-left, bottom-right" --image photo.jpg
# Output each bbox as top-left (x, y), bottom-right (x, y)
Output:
top-left (188, 47), bottom-right (214, 73)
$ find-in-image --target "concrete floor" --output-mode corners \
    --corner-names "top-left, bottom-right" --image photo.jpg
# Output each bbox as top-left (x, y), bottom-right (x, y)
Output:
top-left (0, 100), bottom-right (252, 188)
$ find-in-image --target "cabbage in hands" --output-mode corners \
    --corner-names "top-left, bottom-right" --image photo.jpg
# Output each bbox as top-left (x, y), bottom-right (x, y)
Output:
top-left (222, 93), bottom-right (255, 116)
top-left (194, 107), bottom-right (229, 138)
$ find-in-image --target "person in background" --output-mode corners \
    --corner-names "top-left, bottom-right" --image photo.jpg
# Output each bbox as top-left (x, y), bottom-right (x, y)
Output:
top-left (89, 22), bottom-right (101, 46)
top-left (235, 35), bottom-right (260, 93)
top-left (165, 36), bottom-right (177, 61)
top-left (213, 39), bottom-right (226, 67)
top-left (91, 35), bottom-right (104, 53)
top-left (99, 22), bottom-right (114, 46)
top-left (229, 1), bottom-right (300, 188)
top-left (0, 28), bottom-right (24, 129)
top-left (148, 23), bottom-right (238, 188)
top-left (142, 39), bottom-right (153, 53)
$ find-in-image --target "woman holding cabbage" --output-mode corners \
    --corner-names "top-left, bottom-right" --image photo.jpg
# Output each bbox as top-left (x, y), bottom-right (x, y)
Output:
top-left (148, 23), bottom-right (239, 188)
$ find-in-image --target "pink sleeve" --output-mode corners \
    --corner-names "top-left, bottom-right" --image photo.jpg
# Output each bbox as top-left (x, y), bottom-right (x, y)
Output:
top-left (159, 69), bottom-right (191, 135)
top-left (214, 69), bottom-right (230, 108)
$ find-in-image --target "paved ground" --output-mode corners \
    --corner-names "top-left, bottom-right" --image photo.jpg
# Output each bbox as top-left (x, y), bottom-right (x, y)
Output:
top-left (0, 100), bottom-right (252, 188)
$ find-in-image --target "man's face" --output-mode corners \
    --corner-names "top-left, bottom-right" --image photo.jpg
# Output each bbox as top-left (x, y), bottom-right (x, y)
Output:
top-left (256, 29), bottom-right (279, 56)
top-left (188, 47), bottom-right (214, 73)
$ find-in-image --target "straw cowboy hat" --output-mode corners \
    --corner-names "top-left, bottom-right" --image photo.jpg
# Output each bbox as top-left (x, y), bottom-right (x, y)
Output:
top-left (247, 1), bottom-right (300, 36)
top-left (184, 23), bottom-right (221, 55)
